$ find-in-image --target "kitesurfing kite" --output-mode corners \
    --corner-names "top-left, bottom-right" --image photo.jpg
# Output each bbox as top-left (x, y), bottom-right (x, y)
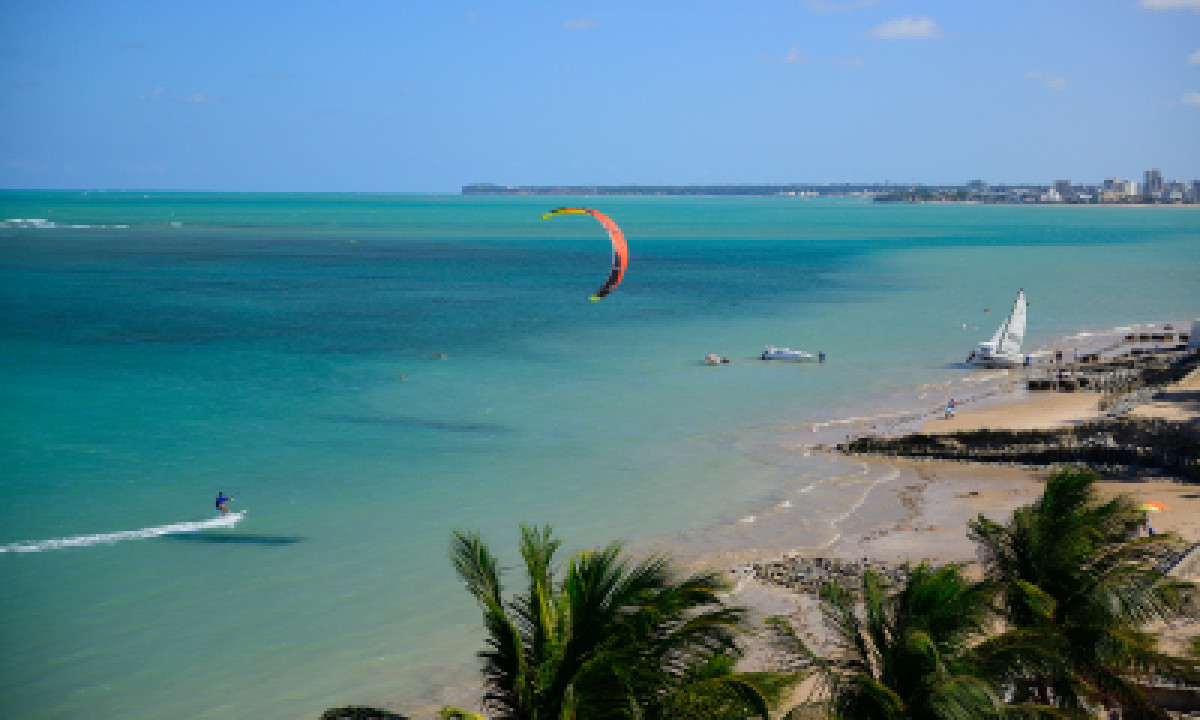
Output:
top-left (541, 207), bottom-right (628, 301)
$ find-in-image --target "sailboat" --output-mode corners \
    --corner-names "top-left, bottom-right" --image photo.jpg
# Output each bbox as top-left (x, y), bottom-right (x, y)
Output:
top-left (966, 289), bottom-right (1027, 367)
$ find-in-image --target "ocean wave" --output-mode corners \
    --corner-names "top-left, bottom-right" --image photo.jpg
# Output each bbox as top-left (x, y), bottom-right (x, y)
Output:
top-left (1, 512), bottom-right (246, 553)
top-left (2, 218), bottom-right (132, 229)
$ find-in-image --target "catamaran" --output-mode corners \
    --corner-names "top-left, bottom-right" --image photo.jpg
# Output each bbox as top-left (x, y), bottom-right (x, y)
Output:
top-left (966, 289), bottom-right (1027, 368)
top-left (761, 345), bottom-right (815, 362)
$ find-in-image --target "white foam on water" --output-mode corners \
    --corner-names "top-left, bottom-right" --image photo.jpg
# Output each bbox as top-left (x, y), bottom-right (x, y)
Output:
top-left (1, 512), bottom-right (246, 553)
top-left (827, 468), bottom-right (901, 528)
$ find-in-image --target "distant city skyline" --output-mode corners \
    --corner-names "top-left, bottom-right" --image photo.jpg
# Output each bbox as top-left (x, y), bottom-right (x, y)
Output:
top-left (462, 167), bottom-right (1200, 203)
top-left (2, 1), bottom-right (1198, 192)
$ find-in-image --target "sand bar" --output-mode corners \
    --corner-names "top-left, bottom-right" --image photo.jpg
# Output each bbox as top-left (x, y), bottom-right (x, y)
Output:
top-left (1128, 367), bottom-right (1200, 423)
top-left (728, 351), bottom-right (1200, 676)
top-left (922, 391), bottom-right (1105, 433)
top-left (732, 341), bottom-right (1200, 590)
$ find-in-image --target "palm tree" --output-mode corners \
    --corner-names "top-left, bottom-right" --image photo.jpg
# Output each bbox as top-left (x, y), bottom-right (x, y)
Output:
top-left (968, 466), bottom-right (1199, 718)
top-left (445, 524), bottom-right (783, 720)
top-left (776, 561), bottom-right (1003, 719)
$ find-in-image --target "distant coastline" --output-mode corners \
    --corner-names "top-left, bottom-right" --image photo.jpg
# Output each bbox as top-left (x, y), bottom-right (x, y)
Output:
top-left (463, 181), bottom-right (1200, 205)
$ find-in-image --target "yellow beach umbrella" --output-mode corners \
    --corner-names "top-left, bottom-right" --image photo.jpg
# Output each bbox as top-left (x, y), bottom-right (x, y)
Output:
top-left (1140, 501), bottom-right (1168, 514)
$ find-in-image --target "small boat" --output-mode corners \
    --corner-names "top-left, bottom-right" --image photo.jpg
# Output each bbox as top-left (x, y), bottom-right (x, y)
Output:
top-left (761, 345), bottom-right (815, 362)
top-left (703, 353), bottom-right (730, 365)
top-left (967, 289), bottom-right (1027, 368)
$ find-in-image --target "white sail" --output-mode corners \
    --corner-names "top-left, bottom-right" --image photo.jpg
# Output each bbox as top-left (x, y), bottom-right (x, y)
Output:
top-left (997, 290), bottom-right (1026, 355)
top-left (967, 289), bottom-right (1027, 367)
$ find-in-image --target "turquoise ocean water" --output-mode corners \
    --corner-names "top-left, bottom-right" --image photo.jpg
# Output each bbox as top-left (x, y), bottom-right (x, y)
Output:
top-left (1, 193), bottom-right (1197, 719)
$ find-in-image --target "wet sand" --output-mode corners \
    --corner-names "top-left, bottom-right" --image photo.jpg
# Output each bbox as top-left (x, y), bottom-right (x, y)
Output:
top-left (922, 391), bottom-right (1104, 433)
top-left (728, 361), bottom-right (1200, 672)
top-left (1127, 367), bottom-right (1200, 423)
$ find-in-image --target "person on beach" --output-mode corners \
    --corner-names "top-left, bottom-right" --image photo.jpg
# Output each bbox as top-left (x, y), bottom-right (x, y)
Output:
top-left (945, 398), bottom-right (957, 419)
top-left (215, 492), bottom-right (233, 515)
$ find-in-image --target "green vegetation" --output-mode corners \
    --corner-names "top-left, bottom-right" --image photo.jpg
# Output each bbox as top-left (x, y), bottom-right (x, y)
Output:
top-left (774, 563), bottom-right (1005, 719)
top-left (328, 468), bottom-right (1198, 719)
top-left (441, 524), bottom-right (792, 720)
top-left (968, 466), bottom-right (1200, 717)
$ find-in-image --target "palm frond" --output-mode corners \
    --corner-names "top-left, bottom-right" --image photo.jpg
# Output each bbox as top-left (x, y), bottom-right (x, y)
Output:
top-left (437, 708), bottom-right (486, 720)
top-left (968, 466), bottom-right (1198, 718)
top-left (450, 530), bottom-right (529, 717)
top-left (925, 674), bottom-right (1003, 720)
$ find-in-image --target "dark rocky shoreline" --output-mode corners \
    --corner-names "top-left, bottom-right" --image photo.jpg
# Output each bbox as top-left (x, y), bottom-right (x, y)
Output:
top-left (751, 555), bottom-right (916, 595)
top-left (837, 350), bottom-right (1200, 482)
top-left (838, 416), bottom-right (1200, 481)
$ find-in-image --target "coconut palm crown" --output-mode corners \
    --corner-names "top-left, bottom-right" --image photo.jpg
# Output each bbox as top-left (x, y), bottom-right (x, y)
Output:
top-left (968, 466), bottom-right (1199, 717)
top-left (446, 524), bottom-right (780, 720)
top-left (777, 561), bottom-right (1002, 720)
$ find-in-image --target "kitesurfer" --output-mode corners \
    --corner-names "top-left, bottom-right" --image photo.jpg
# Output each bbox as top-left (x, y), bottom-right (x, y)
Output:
top-left (541, 207), bottom-right (628, 300)
top-left (216, 491), bottom-right (233, 515)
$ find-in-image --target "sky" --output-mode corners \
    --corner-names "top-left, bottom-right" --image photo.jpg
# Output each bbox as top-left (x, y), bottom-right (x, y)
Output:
top-left (1, 0), bottom-right (1198, 192)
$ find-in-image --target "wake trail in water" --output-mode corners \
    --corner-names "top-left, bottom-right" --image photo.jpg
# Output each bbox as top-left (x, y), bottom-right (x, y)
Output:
top-left (1, 511), bottom-right (246, 553)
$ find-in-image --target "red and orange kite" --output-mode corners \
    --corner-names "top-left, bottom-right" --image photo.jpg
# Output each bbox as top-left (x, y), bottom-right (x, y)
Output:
top-left (541, 207), bottom-right (628, 302)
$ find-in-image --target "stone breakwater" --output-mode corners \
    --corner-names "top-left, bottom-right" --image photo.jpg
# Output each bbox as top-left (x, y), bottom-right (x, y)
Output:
top-left (840, 349), bottom-right (1200, 481)
top-left (751, 556), bottom-right (919, 595)
top-left (748, 542), bottom-right (1197, 596)
top-left (837, 417), bottom-right (1200, 481)
top-left (1026, 349), bottom-right (1198, 406)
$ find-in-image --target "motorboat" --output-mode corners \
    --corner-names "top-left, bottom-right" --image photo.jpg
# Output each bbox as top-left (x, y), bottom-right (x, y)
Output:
top-left (966, 289), bottom-right (1027, 368)
top-left (761, 345), bottom-right (815, 362)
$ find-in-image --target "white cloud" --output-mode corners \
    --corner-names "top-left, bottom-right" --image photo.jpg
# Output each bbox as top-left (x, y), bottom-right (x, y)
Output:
top-left (1139, 0), bottom-right (1200, 10)
top-left (763, 45), bottom-right (863, 67)
top-left (781, 44), bottom-right (810, 64)
top-left (563, 18), bottom-right (598, 30)
top-left (1189, 49), bottom-right (1200, 64)
top-left (137, 86), bottom-right (167, 101)
top-left (1026, 70), bottom-right (1068, 91)
top-left (871, 16), bottom-right (942, 40)
top-left (1183, 91), bottom-right (1200, 106)
top-left (182, 92), bottom-right (220, 104)
top-left (808, 0), bottom-right (876, 12)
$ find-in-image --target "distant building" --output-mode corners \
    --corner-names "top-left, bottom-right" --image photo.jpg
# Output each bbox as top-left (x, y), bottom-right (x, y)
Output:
top-left (1102, 177), bottom-right (1127, 192)
top-left (1145, 168), bottom-right (1165, 197)
top-left (1054, 180), bottom-right (1073, 201)
top-left (1099, 177), bottom-right (1136, 202)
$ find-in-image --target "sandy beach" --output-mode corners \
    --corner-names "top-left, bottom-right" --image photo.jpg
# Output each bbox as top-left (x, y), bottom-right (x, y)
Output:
top-left (923, 391), bottom-right (1104, 432)
top-left (919, 365), bottom-right (1200, 434)
top-left (910, 366), bottom-right (1200, 539)
top-left (728, 354), bottom-right (1200, 673)
top-left (890, 363), bottom-right (1198, 550)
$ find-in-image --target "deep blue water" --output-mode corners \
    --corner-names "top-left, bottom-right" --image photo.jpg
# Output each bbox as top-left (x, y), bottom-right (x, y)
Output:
top-left (1, 193), bottom-right (1197, 719)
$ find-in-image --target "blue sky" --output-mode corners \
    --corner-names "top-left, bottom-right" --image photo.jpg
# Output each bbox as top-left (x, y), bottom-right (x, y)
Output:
top-left (2, 0), bottom-right (1198, 192)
